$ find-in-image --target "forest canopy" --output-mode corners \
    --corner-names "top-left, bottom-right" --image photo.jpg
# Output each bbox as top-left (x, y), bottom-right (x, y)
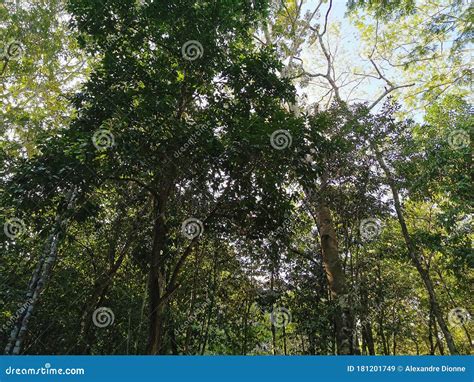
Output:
top-left (0, 0), bottom-right (472, 355)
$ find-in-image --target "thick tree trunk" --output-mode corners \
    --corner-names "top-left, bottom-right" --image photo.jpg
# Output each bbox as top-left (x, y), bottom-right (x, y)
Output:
top-left (374, 149), bottom-right (458, 355)
top-left (315, 202), bottom-right (353, 354)
top-left (305, 172), bottom-right (353, 355)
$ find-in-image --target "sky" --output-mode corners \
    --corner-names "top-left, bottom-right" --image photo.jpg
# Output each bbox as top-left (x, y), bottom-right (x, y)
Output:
top-left (296, 1), bottom-right (392, 109)
top-left (294, 1), bottom-right (427, 121)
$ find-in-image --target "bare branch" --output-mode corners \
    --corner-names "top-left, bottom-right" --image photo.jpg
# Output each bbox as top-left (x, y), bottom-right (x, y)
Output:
top-left (368, 83), bottom-right (415, 110)
top-left (320, 0), bottom-right (333, 37)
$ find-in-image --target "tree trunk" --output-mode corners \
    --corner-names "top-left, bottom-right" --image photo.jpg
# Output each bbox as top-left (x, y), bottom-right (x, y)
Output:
top-left (435, 268), bottom-right (473, 347)
top-left (4, 188), bottom-right (78, 355)
top-left (146, 198), bottom-right (168, 354)
top-left (270, 270), bottom-right (277, 355)
top-left (374, 149), bottom-right (458, 355)
top-left (78, 227), bottom-right (132, 352)
top-left (429, 307), bottom-right (435, 355)
top-left (315, 202), bottom-right (352, 354)
top-left (433, 315), bottom-right (445, 355)
top-left (78, 276), bottom-right (111, 354)
top-left (168, 307), bottom-right (179, 355)
top-left (360, 288), bottom-right (375, 355)
top-left (378, 313), bottom-right (389, 355)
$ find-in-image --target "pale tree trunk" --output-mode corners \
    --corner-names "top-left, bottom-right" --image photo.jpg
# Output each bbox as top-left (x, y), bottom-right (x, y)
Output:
top-left (266, 3), bottom-right (352, 354)
top-left (315, 201), bottom-right (353, 354)
top-left (306, 173), bottom-right (352, 355)
top-left (4, 188), bottom-right (78, 355)
top-left (374, 148), bottom-right (458, 354)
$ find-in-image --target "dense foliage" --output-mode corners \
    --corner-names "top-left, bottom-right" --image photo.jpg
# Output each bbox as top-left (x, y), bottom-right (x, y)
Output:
top-left (1, 0), bottom-right (472, 355)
